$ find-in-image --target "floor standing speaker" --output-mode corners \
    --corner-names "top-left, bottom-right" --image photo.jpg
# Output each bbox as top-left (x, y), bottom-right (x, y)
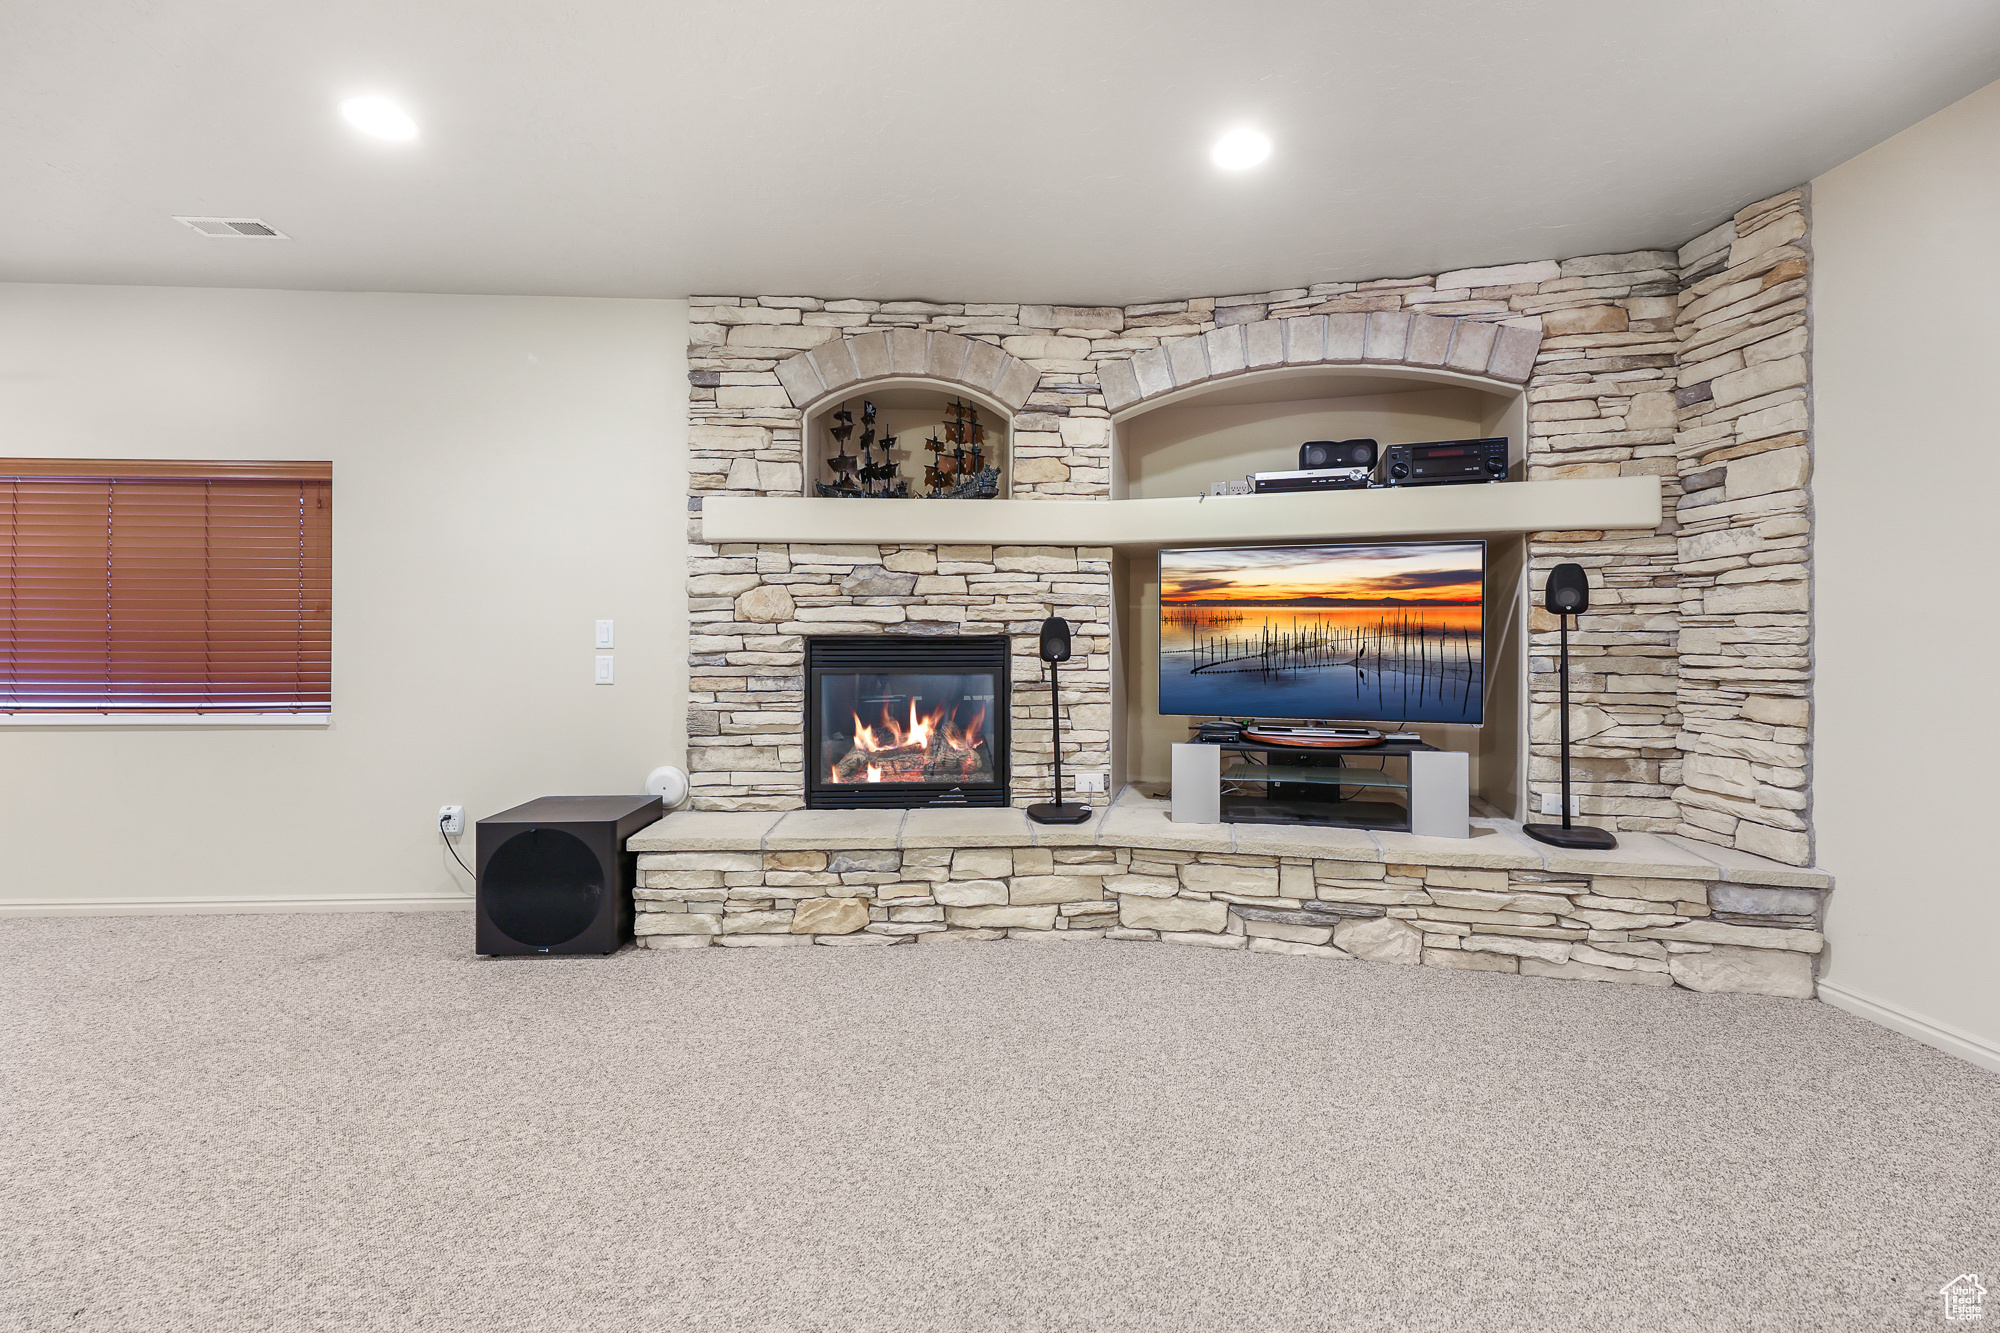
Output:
top-left (475, 795), bottom-right (662, 956)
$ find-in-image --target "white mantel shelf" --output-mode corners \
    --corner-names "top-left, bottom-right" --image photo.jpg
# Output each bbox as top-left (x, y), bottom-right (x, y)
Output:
top-left (700, 476), bottom-right (1662, 549)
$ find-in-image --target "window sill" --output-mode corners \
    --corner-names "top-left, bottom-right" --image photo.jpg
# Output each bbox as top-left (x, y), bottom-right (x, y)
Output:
top-left (0, 713), bottom-right (333, 728)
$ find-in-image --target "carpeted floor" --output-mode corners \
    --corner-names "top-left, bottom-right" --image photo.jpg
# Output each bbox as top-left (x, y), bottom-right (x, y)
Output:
top-left (2, 913), bottom-right (1995, 1333)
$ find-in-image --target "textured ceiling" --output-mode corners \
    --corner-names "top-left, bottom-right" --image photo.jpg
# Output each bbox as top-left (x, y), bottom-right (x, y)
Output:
top-left (5, 0), bottom-right (1999, 303)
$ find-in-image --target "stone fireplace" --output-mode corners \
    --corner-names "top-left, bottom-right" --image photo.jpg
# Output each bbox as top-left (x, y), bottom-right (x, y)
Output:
top-left (686, 535), bottom-right (1108, 813)
top-left (682, 186), bottom-right (1818, 871)
top-left (806, 635), bottom-right (1010, 808)
top-left (647, 185), bottom-right (1830, 997)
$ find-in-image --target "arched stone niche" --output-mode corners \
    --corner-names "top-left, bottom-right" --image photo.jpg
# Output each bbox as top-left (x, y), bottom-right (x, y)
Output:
top-left (798, 378), bottom-right (1016, 498)
top-left (775, 329), bottom-right (1041, 412)
top-left (1099, 312), bottom-right (1543, 414)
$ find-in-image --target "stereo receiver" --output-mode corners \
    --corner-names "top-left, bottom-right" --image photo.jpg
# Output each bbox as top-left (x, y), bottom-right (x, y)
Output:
top-left (1381, 438), bottom-right (1511, 486)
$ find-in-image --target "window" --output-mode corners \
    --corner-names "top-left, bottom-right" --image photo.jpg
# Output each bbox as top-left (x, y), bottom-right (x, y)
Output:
top-left (0, 459), bottom-right (331, 718)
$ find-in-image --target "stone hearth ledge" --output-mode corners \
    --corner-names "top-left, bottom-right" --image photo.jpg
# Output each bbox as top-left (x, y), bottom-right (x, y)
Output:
top-left (626, 788), bottom-right (1832, 996)
top-left (629, 786), bottom-right (1829, 888)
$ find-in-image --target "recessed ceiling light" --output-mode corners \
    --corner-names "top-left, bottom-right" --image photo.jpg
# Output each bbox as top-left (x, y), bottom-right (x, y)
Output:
top-left (1211, 128), bottom-right (1272, 171)
top-left (340, 96), bottom-right (419, 141)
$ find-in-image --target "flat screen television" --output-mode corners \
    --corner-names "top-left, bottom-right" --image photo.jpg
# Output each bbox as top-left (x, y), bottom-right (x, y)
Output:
top-left (1158, 540), bottom-right (1486, 725)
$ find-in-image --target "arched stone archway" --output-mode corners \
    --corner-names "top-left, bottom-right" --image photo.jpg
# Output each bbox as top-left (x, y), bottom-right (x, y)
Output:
top-left (1098, 312), bottom-right (1543, 414)
top-left (775, 329), bottom-right (1042, 413)
top-left (776, 313), bottom-right (1539, 420)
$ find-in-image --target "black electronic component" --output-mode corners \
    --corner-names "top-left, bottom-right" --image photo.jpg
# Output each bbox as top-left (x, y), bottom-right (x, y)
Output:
top-left (1545, 562), bottom-right (1590, 615)
top-left (476, 795), bottom-right (662, 956)
top-left (1300, 439), bottom-right (1378, 471)
top-left (1381, 438), bottom-right (1511, 486)
top-left (1038, 615), bottom-right (1072, 663)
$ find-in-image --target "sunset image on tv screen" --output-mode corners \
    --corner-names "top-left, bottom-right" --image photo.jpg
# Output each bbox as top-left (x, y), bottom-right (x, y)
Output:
top-left (1157, 541), bottom-right (1485, 724)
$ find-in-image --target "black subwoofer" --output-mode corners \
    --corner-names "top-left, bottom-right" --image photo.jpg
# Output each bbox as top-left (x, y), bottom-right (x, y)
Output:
top-left (475, 795), bottom-right (662, 956)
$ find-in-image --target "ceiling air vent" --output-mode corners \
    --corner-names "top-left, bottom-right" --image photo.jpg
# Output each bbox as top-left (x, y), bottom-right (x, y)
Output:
top-left (174, 216), bottom-right (290, 239)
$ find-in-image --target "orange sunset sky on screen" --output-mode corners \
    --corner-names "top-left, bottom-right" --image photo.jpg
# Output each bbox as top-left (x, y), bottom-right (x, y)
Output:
top-left (1160, 545), bottom-right (1484, 606)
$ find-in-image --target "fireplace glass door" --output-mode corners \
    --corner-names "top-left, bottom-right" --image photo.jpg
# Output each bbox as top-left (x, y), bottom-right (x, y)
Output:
top-left (807, 637), bottom-right (1010, 808)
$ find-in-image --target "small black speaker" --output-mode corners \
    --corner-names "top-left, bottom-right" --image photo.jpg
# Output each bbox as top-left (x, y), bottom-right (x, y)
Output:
top-left (1038, 615), bottom-right (1071, 663)
top-left (1545, 563), bottom-right (1590, 616)
top-left (476, 795), bottom-right (662, 956)
top-left (1299, 439), bottom-right (1378, 471)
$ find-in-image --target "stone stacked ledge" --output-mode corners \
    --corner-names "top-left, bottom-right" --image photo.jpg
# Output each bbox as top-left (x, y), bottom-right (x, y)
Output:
top-left (625, 789), bottom-right (1831, 999)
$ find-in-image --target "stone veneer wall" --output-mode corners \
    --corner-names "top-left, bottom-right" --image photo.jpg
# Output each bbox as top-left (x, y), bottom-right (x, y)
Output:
top-left (1669, 191), bottom-right (1815, 865)
top-left (682, 189), bottom-right (1814, 863)
top-left (684, 539), bottom-right (1113, 812)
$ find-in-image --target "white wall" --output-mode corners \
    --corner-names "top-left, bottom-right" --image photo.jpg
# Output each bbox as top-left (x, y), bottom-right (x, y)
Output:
top-left (0, 284), bottom-right (688, 911)
top-left (1811, 78), bottom-right (2000, 1068)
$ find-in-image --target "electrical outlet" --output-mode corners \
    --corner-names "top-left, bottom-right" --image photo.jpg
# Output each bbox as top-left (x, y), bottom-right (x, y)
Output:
top-left (1074, 773), bottom-right (1106, 794)
top-left (1538, 792), bottom-right (1582, 817)
top-left (438, 805), bottom-right (465, 836)
top-left (595, 655), bottom-right (615, 684)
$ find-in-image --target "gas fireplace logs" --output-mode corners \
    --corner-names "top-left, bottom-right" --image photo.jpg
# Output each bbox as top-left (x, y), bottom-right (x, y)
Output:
top-left (830, 700), bottom-right (992, 785)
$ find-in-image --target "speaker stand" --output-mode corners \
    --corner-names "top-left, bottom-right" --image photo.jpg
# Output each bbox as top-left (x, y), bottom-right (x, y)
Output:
top-left (1027, 655), bottom-right (1093, 825)
top-left (1521, 821), bottom-right (1618, 849)
top-left (1522, 610), bottom-right (1618, 851)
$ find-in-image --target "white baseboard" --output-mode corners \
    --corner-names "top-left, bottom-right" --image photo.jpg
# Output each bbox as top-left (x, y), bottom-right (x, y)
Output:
top-left (1817, 979), bottom-right (2000, 1076)
top-left (0, 894), bottom-right (476, 918)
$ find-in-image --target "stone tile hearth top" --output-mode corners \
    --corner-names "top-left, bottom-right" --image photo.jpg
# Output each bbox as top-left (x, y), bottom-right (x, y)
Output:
top-left (629, 788), bottom-right (1830, 888)
top-left (1657, 835), bottom-right (1832, 889)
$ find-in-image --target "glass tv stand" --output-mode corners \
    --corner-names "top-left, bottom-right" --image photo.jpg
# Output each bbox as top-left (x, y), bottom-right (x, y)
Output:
top-left (1210, 737), bottom-right (1440, 831)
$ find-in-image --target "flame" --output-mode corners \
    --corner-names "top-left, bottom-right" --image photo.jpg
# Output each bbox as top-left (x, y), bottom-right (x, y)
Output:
top-left (849, 697), bottom-right (955, 753)
top-left (905, 699), bottom-right (934, 750)
top-left (941, 702), bottom-right (986, 753)
top-left (834, 695), bottom-right (989, 785)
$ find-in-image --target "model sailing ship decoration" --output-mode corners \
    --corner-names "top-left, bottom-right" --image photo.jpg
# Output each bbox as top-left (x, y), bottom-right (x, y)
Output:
top-left (815, 396), bottom-right (1002, 499)
top-left (924, 398), bottom-right (1002, 499)
top-left (816, 400), bottom-right (909, 498)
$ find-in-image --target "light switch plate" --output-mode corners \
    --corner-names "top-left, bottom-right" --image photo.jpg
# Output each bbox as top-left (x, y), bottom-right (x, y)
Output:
top-left (1539, 792), bottom-right (1582, 816)
top-left (595, 619), bottom-right (615, 649)
top-left (595, 655), bottom-right (615, 685)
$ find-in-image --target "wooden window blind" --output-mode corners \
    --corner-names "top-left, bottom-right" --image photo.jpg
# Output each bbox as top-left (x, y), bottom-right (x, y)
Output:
top-left (0, 459), bottom-right (332, 714)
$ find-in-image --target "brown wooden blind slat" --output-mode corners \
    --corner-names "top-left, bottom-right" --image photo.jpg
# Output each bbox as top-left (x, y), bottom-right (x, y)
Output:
top-left (0, 458), bottom-right (332, 482)
top-left (1, 463), bottom-right (331, 713)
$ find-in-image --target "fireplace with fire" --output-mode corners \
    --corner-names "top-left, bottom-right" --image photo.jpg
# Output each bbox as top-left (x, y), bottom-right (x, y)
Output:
top-left (805, 636), bottom-right (1011, 809)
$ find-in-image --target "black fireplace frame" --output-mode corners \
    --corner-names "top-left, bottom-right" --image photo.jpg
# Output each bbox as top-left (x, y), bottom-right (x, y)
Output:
top-left (805, 635), bottom-right (1011, 809)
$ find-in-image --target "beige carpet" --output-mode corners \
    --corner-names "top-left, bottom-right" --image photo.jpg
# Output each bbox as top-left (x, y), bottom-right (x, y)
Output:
top-left (3, 912), bottom-right (1995, 1333)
